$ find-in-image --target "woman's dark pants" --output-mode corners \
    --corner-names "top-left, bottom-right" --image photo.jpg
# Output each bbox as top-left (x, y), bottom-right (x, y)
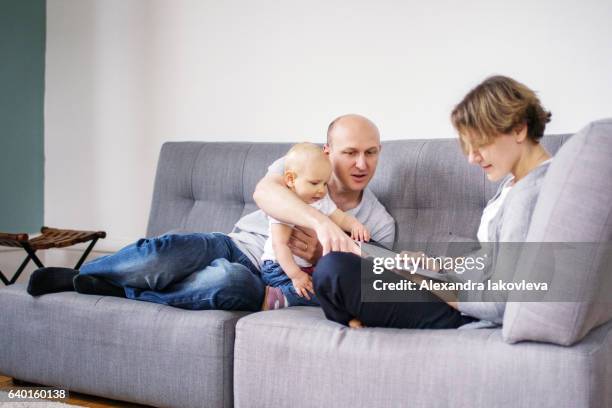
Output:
top-left (312, 252), bottom-right (475, 329)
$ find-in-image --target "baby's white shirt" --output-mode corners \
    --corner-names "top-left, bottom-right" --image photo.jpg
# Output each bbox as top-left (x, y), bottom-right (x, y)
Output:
top-left (261, 194), bottom-right (337, 267)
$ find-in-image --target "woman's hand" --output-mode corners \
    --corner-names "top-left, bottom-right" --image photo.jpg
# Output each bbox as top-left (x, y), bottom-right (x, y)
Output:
top-left (288, 227), bottom-right (322, 265)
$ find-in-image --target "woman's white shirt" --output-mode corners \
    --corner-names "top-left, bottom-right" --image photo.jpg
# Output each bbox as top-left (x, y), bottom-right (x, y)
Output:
top-left (476, 158), bottom-right (553, 244)
top-left (477, 184), bottom-right (513, 243)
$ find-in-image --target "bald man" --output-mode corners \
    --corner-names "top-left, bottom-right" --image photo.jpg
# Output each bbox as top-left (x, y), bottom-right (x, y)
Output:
top-left (253, 114), bottom-right (395, 260)
top-left (28, 114), bottom-right (395, 313)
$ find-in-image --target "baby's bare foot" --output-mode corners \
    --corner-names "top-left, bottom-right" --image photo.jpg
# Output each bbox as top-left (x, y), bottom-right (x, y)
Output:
top-left (348, 318), bottom-right (365, 329)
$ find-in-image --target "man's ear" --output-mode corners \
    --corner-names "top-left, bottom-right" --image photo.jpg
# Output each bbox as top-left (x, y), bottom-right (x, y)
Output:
top-left (323, 144), bottom-right (331, 155)
top-left (284, 171), bottom-right (296, 188)
top-left (515, 124), bottom-right (528, 143)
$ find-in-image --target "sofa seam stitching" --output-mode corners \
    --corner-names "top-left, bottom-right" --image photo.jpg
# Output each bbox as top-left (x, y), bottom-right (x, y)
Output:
top-left (186, 144), bottom-right (207, 229)
top-left (190, 144), bottom-right (207, 201)
top-left (413, 141), bottom-right (427, 240)
top-left (222, 318), bottom-right (227, 408)
top-left (238, 319), bottom-right (611, 357)
top-left (242, 144), bottom-right (254, 208)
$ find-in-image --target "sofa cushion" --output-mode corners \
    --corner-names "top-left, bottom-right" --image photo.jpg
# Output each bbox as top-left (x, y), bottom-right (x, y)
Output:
top-left (0, 284), bottom-right (247, 408)
top-left (234, 307), bottom-right (612, 408)
top-left (503, 118), bottom-right (612, 345)
top-left (146, 142), bottom-right (291, 237)
top-left (147, 137), bottom-right (569, 250)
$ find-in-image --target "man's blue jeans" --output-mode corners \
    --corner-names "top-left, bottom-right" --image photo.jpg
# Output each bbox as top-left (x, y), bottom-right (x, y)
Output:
top-left (80, 233), bottom-right (264, 311)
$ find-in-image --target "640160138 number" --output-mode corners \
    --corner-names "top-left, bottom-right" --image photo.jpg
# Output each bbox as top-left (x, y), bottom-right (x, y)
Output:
top-left (2, 387), bottom-right (69, 401)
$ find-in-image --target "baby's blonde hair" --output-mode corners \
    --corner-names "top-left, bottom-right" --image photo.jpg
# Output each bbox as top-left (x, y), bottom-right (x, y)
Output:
top-left (284, 142), bottom-right (330, 174)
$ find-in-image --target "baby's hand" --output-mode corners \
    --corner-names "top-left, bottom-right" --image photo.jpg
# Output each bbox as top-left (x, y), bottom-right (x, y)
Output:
top-left (351, 222), bottom-right (370, 242)
top-left (292, 272), bottom-right (314, 300)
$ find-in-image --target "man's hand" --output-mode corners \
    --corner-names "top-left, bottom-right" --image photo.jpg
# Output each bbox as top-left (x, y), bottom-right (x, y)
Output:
top-left (288, 227), bottom-right (322, 265)
top-left (291, 272), bottom-right (314, 299)
top-left (350, 222), bottom-right (371, 242)
top-left (315, 218), bottom-right (361, 256)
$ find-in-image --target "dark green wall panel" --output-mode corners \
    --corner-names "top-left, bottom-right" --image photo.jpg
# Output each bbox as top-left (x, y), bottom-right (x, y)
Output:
top-left (0, 0), bottom-right (45, 233)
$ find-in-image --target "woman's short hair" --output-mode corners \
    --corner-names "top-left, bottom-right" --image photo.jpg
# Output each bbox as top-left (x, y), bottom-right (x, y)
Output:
top-left (451, 75), bottom-right (551, 153)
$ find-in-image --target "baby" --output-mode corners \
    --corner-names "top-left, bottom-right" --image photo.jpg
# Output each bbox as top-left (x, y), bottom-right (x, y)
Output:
top-left (261, 142), bottom-right (370, 310)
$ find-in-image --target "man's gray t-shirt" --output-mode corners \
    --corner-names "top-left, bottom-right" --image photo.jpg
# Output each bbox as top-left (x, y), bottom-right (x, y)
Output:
top-left (228, 157), bottom-right (396, 269)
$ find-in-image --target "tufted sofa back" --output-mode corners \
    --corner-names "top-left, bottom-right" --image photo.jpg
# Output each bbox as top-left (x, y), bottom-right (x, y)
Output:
top-left (146, 135), bottom-right (571, 248)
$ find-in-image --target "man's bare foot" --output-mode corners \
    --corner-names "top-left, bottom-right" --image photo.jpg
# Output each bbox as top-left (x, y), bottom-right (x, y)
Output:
top-left (348, 318), bottom-right (365, 329)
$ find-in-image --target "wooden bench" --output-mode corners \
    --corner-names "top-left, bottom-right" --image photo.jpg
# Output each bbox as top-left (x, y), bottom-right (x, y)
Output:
top-left (0, 227), bottom-right (105, 285)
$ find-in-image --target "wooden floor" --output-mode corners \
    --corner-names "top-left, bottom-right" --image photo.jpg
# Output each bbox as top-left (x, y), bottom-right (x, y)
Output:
top-left (0, 374), bottom-right (150, 407)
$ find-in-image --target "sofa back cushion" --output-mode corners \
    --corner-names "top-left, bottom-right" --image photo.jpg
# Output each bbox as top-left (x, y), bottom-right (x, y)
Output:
top-left (147, 136), bottom-right (569, 249)
top-left (503, 119), bottom-right (612, 345)
top-left (147, 142), bottom-right (290, 236)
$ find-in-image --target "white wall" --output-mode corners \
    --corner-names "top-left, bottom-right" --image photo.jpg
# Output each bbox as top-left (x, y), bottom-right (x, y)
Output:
top-left (45, 0), bottom-right (612, 251)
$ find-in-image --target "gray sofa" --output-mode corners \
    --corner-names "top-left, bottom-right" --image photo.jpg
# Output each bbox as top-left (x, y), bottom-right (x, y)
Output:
top-left (1, 120), bottom-right (611, 408)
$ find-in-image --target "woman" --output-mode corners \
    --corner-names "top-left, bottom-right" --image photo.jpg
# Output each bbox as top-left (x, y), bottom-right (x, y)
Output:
top-left (312, 75), bottom-right (553, 329)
